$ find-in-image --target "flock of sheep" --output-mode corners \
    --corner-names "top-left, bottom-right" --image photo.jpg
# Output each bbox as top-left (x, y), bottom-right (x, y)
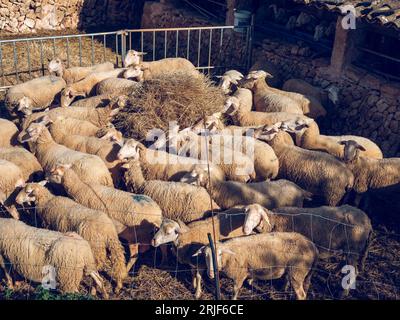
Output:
top-left (0, 48), bottom-right (398, 300)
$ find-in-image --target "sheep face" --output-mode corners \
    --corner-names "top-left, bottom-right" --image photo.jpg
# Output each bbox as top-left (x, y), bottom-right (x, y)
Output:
top-left (340, 140), bottom-right (366, 163)
top-left (253, 123), bottom-right (281, 142)
top-left (20, 123), bottom-right (45, 143)
top-left (117, 139), bottom-right (141, 160)
top-left (192, 113), bottom-right (222, 134)
top-left (47, 163), bottom-right (72, 184)
top-left (180, 165), bottom-right (209, 186)
top-left (97, 126), bottom-right (124, 145)
top-left (17, 97), bottom-right (33, 116)
top-left (151, 219), bottom-right (183, 247)
top-left (15, 182), bottom-right (46, 205)
top-left (280, 118), bottom-right (314, 134)
top-left (123, 66), bottom-right (143, 81)
top-left (48, 58), bottom-right (64, 77)
top-left (124, 50), bottom-right (146, 68)
top-left (243, 204), bottom-right (273, 235)
top-left (61, 87), bottom-right (85, 108)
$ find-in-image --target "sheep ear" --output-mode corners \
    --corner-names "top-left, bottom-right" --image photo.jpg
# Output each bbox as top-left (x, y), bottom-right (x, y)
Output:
top-left (138, 52), bottom-right (147, 56)
top-left (176, 219), bottom-right (190, 234)
top-left (262, 208), bottom-right (272, 228)
top-left (339, 140), bottom-right (348, 146)
top-left (192, 246), bottom-right (206, 257)
top-left (38, 180), bottom-right (47, 187)
top-left (215, 75), bottom-right (223, 79)
top-left (221, 248), bottom-right (235, 255)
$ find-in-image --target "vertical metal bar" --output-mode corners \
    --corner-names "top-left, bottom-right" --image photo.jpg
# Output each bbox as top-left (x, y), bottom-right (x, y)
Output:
top-left (13, 42), bottom-right (19, 83)
top-left (66, 37), bottom-right (70, 68)
top-left (115, 33), bottom-right (119, 66)
top-left (91, 35), bottom-right (95, 65)
top-left (247, 15), bottom-right (255, 71)
top-left (207, 233), bottom-right (221, 300)
top-left (26, 41), bottom-right (32, 79)
top-left (208, 29), bottom-right (213, 73)
top-left (52, 38), bottom-right (56, 58)
top-left (197, 29), bottom-right (202, 68)
top-left (187, 30), bottom-right (190, 60)
top-left (103, 34), bottom-right (106, 62)
top-left (152, 31), bottom-right (156, 61)
top-left (79, 37), bottom-right (82, 66)
top-left (40, 40), bottom-right (44, 76)
top-left (141, 31), bottom-right (144, 53)
top-left (175, 30), bottom-right (179, 57)
top-left (121, 32), bottom-right (127, 64)
top-left (164, 30), bottom-right (167, 59)
top-left (0, 44), bottom-right (5, 87)
top-left (129, 31), bottom-right (132, 50)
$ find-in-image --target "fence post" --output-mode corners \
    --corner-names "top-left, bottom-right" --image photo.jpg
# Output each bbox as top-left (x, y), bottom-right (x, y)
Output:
top-left (246, 14), bottom-right (255, 71)
top-left (120, 30), bottom-right (128, 67)
top-left (207, 233), bottom-right (221, 300)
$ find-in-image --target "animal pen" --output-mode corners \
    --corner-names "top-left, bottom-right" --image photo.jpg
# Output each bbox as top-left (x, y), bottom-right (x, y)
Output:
top-left (0, 23), bottom-right (400, 302)
top-left (0, 25), bottom-right (253, 91)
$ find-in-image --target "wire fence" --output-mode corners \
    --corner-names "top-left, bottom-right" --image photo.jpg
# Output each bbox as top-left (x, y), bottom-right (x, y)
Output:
top-left (0, 25), bottom-right (253, 92)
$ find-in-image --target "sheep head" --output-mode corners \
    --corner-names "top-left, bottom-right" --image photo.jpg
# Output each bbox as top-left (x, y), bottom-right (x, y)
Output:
top-left (280, 118), bottom-right (314, 133)
top-left (19, 122), bottom-right (46, 143)
top-left (124, 50), bottom-right (147, 68)
top-left (96, 124), bottom-right (124, 145)
top-left (151, 219), bottom-right (189, 247)
top-left (180, 164), bottom-right (211, 187)
top-left (17, 96), bottom-right (34, 116)
top-left (15, 181), bottom-right (47, 206)
top-left (123, 66), bottom-right (144, 81)
top-left (243, 204), bottom-right (273, 235)
top-left (223, 96), bottom-right (240, 116)
top-left (241, 70), bottom-right (273, 89)
top-left (117, 139), bottom-right (145, 160)
top-left (47, 163), bottom-right (72, 184)
top-left (340, 140), bottom-right (366, 163)
top-left (253, 122), bottom-right (281, 142)
top-left (192, 244), bottom-right (235, 279)
top-left (192, 112), bottom-right (223, 134)
top-left (61, 87), bottom-right (85, 108)
top-left (216, 70), bottom-right (243, 94)
top-left (48, 58), bottom-right (65, 77)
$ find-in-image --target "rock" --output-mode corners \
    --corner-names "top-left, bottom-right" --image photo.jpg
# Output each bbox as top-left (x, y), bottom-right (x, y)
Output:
top-left (24, 18), bottom-right (35, 29)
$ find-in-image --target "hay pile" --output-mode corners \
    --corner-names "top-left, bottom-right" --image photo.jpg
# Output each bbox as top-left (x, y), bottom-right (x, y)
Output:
top-left (112, 72), bottom-right (225, 143)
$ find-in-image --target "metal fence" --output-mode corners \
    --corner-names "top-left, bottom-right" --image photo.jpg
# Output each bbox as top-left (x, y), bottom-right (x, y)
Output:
top-left (0, 25), bottom-right (253, 91)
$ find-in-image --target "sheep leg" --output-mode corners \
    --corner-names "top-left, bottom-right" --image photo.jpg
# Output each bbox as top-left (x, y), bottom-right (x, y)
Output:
top-left (0, 255), bottom-right (13, 289)
top-left (194, 271), bottom-right (203, 299)
top-left (289, 270), bottom-right (307, 300)
top-left (126, 244), bottom-right (139, 273)
top-left (89, 271), bottom-right (109, 300)
top-left (232, 276), bottom-right (246, 300)
top-left (358, 232), bottom-right (373, 273)
top-left (5, 205), bottom-right (20, 220)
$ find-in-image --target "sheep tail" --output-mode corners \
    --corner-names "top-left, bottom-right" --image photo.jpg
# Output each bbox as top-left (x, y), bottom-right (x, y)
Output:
top-left (106, 237), bottom-right (128, 289)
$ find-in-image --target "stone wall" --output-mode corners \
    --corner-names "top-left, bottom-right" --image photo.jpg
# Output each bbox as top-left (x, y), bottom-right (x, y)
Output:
top-left (0, 0), bottom-right (142, 34)
top-left (254, 38), bottom-right (400, 157)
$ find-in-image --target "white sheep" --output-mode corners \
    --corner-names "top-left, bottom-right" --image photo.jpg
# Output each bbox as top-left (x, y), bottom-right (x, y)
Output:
top-left (281, 118), bottom-right (383, 159)
top-left (180, 164), bottom-right (312, 209)
top-left (0, 159), bottom-right (25, 219)
top-left (0, 118), bottom-right (19, 147)
top-left (123, 49), bottom-right (146, 67)
top-left (48, 58), bottom-right (114, 84)
top-left (151, 211), bottom-right (249, 298)
top-left (0, 218), bottom-right (108, 297)
top-left (96, 78), bottom-right (142, 96)
top-left (193, 232), bottom-right (318, 300)
top-left (5, 75), bottom-right (66, 116)
top-left (16, 182), bottom-right (127, 292)
top-left (60, 68), bottom-right (126, 107)
top-left (243, 204), bottom-right (372, 274)
top-left (216, 70), bottom-right (244, 94)
top-left (242, 71), bottom-right (327, 118)
top-left (256, 124), bottom-right (354, 206)
top-left (122, 159), bottom-right (219, 223)
top-left (20, 122), bottom-right (114, 187)
top-left (123, 58), bottom-right (200, 82)
top-left (70, 94), bottom-right (114, 108)
top-left (47, 163), bottom-right (162, 272)
top-left (0, 146), bottom-right (43, 182)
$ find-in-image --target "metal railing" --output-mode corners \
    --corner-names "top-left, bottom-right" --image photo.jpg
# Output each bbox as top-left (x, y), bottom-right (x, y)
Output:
top-left (0, 25), bottom-right (253, 91)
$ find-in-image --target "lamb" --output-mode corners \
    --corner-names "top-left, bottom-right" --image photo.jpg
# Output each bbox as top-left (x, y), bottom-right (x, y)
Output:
top-left (5, 75), bottom-right (66, 116)
top-left (48, 58), bottom-right (114, 84)
top-left (16, 182), bottom-right (127, 292)
top-left (281, 118), bottom-right (383, 159)
top-left (180, 164), bottom-right (312, 209)
top-left (340, 140), bottom-right (400, 195)
top-left (122, 159), bottom-right (219, 223)
top-left (47, 163), bottom-right (162, 272)
top-left (242, 70), bottom-right (327, 118)
top-left (123, 49), bottom-right (146, 67)
top-left (0, 218), bottom-right (108, 297)
top-left (0, 146), bottom-right (43, 182)
top-left (60, 68), bottom-right (126, 107)
top-left (257, 124), bottom-right (354, 206)
top-left (123, 58), bottom-right (200, 81)
top-left (223, 95), bottom-right (312, 127)
top-left (0, 118), bottom-right (19, 147)
top-left (20, 122), bottom-right (114, 187)
top-left (216, 70), bottom-right (244, 94)
top-left (193, 232), bottom-right (318, 300)
top-left (163, 128), bottom-right (256, 182)
top-left (151, 211), bottom-right (248, 298)
top-left (96, 78), bottom-right (142, 96)
top-left (243, 203), bottom-right (372, 274)
top-left (282, 78), bottom-right (339, 108)
top-left (117, 138), bottom-right (225, 182)
top-left (0, 159), bottom-right (25, 219)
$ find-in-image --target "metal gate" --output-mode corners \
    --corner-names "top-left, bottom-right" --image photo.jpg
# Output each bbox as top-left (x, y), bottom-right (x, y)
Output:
top-left (0, 25), bottom-right (253, 92)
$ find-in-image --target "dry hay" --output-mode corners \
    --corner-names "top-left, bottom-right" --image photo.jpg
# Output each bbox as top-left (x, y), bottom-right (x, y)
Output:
top-left (112, 72), bottom-right (225, 143)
